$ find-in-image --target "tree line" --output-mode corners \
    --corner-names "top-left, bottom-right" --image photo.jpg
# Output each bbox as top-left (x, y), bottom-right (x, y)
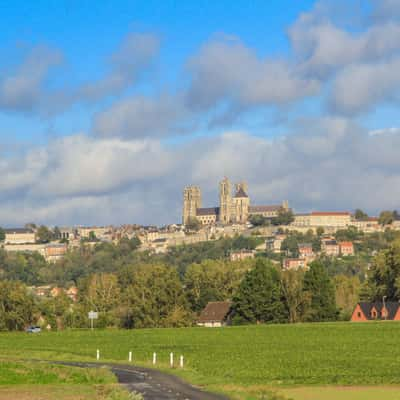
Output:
top-left (1, 233), bottom-right (400, 330)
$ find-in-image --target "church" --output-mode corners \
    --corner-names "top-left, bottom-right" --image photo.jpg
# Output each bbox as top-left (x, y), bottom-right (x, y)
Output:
top-left (182, 177), bottom-right (289, 226)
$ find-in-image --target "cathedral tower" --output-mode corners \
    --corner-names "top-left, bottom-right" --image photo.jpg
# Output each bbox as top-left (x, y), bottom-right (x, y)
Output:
top-left (219, 177), bottom-right (232, 224)
top-left (233, 182), bottom-right (250, 223)
top-left (182, 186), bottom-right (202, 225)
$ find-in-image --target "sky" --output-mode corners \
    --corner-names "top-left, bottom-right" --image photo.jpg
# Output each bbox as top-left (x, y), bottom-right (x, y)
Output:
top-left (1, 0), bottom-right (400, 226)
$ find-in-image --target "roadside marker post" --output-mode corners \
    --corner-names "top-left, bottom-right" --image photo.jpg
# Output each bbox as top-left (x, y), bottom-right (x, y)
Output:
top-left (180, 355), bottom-right (184, 368)
top-left (170, 352), bottom-right (174, 368)
top-left (153, 352), bottom-right (157, 365)
top-left (96, 349), bottom-right (100, 360)
top-left (129, 351), bottom-right (132, 362)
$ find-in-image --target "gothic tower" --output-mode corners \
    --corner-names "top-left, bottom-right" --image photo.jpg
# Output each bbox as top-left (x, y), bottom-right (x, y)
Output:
top-left (182, 186), bottom-right (202, 225)
top-left (219, 177), bottom-right (232, 224)
top-left (233, 181), bottom-right (250, 223)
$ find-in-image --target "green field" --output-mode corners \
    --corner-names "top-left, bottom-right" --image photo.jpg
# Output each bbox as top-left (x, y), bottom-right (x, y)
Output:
top-left (1, 322), bottom-right (400, 399)
top-left (0, 360), bottom-right (135, 399)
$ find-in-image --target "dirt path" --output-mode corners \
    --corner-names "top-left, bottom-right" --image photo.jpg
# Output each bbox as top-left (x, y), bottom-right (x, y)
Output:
top-left (58, 361), bottom-right (228, 400)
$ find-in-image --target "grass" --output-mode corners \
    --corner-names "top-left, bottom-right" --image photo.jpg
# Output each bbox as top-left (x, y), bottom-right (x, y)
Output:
top-left (1, 322), bottom-right (400, 399)
top-left (0, 361), bottom-right (137, 400)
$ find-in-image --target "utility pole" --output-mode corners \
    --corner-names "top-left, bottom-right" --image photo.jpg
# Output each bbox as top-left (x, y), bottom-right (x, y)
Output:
top-left (383, 296), bottom-right (387, 320)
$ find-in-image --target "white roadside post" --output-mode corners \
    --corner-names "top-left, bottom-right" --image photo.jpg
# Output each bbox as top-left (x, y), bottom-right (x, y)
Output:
top-left (180, 355), bottom-right (184, 368)
top-left (129, 351), bottom-right (132, 362)
top-left (153, 352), bottom-right (157, 365)
top-left (96, 349), bottom-right (100, 360)
top-left (170, 352), bottom-right (174, 368)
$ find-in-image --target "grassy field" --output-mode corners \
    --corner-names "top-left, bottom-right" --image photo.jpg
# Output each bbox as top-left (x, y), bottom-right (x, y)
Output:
top-left (0, 360), bottom-right (136, 399)
top-left (1, 322), bottom-right (400, 399)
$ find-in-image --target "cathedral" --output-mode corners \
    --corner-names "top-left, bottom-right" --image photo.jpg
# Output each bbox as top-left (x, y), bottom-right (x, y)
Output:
top-left (182, 177), bottom-right (289, 225)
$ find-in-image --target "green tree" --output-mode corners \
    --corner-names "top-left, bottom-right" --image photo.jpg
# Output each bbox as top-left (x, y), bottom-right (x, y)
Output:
top-left (0, 280), bottom-right (35, 330)
top-left (363, 240), bottom-right (400, 301)
top-left (303, 261), bottom-right (338, 322)
top-left (185, 217), bottom-right (202, 232)
top-left (249, 215), bottom-right (269, 227)
top-left (334, 275), bottom-right (360, 319)
top-left (379, 210), bottom-right (395, 226)
top-left (354, 209), bottom-right (369, 221)
top-left (232, 259), bottom-right (288, 324)
top-left (36, 225), bottom-right (53, 244)
top-left (121, 264), bottom-right (189, 328)
top-left (0, 227), bottom-right (5, 242)
top-left (184, 259), bottom-right (251, 312)
top-left (281, 269), bottom-right (310, 323)
top-left (271, 209), bottom-right (294, 226)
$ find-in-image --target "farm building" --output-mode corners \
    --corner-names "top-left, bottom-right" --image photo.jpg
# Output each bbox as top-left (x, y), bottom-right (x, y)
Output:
top-left (197, 301), bottom-right (233, 327)
top-left (351, 302), bottom-right (400, 321)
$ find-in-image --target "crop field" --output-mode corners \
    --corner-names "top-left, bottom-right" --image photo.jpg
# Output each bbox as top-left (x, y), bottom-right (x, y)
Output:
top-left (1, 322), bottom-right (400, 399)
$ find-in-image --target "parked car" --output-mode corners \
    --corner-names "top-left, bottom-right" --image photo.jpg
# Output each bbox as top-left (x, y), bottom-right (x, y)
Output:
top-left (26, 326), bottom-right (41, 333)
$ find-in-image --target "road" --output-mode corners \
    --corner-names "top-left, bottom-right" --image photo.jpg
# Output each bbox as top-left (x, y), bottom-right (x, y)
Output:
top-left (57, 361), bottom-right (228, 400)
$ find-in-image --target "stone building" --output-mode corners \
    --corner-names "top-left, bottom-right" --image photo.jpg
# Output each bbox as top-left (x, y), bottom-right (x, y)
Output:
top-left (182, 186), bottom-right (202, 225)
top-left (182, 177), bottom-right (288, 226)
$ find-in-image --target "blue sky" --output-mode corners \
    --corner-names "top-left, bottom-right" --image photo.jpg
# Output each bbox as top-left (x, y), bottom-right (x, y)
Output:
top-left (1, 0), bottom-right (400, 226)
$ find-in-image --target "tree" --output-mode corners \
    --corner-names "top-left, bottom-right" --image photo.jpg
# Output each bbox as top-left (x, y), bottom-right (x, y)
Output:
top-left (354, 209), bottom-right (369, 221)
top-left (363, 240), bottom-right (400, 301)
top-left (280, 235), bottom-right (300, 257)
top-left (185, 217), bottom-right (201, 232)
top-left (379, 210), bottom-right (395, 226)
top-left (184, 259), bottom-right (251, 312)
top-left (303, 261), bottom-right (338, 322)
top-left (232, 259), bottom-right (288, 324)
top-left (316, 227), bottom-right (324, 237)
top-left (0, 227), bottom-right (5, 242)
top-left (248, 215), bottom-right (269, 227)
top-left (0, 280), bottom-right (35, 330)
top-left (121, 264), bottom-right (189, 328)
top-left (36, 225), bottom-right (53, 244)
top-left (281, 269), bottom-right (310, 323)
top-left (334, 275), bottom-right (360, 319)
top-left (271, 209), bottom-right (294, 226)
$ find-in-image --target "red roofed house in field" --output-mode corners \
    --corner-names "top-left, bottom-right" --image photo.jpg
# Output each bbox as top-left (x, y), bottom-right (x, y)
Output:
top-left (197, 301), bottom-right (233, 327)
top-left (351, 302), bottom-right (400, 321)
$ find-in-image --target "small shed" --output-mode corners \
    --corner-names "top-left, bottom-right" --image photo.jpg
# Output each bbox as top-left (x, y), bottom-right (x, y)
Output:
top-left (197, 301), bottom-right (233, 327)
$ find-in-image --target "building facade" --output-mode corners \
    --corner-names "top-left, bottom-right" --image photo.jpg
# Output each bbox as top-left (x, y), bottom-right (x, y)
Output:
top-left (182, 177), bottom-right (288, 226)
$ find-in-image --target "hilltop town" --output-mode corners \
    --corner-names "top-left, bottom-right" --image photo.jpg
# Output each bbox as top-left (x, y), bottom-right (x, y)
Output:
top-left (1, 177), bottom-right (398, 268)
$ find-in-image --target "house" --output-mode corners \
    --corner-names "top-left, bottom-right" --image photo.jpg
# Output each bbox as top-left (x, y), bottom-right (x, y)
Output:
top-left (309, 212), bottom-right (352, 228)
top-left (321, 240), bottom-right (340, 256)
top-left (44, 243), bottom-right (68, 262)
top-left (4, 228), bottom-right (36, 244)
top-left (339, 241), bottom-right (354, 256)
top-left (298, 243), bottom-right (313, 258)
top-left (351, 302), bottom-right (400, 321)
top-left (230, 250), bottom-right (255, 261)
top-left (66, 286), bottom-right (78, 302)
top-left (197, 301), bottom-right (233, 327)
top-left (283, 258), bottom-right (307, 270)
top-left (266, 234), bottom-right (287, 253)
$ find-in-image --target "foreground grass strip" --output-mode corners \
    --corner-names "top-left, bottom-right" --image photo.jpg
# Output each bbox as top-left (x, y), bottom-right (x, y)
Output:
top-left (1, 323), bottom-right (400, 398)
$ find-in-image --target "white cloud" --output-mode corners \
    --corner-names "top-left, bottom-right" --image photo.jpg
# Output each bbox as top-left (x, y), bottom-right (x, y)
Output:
top-left (185, 37), bottom-right (319, 111)
top-left (3, 119), bottom-right (400, 226)
top-left (92, 95), bottom-right (187, 139)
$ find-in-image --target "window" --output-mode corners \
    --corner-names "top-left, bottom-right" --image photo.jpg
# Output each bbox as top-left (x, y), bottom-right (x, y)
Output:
top-left (357, 312), bottom-right (361, 318)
